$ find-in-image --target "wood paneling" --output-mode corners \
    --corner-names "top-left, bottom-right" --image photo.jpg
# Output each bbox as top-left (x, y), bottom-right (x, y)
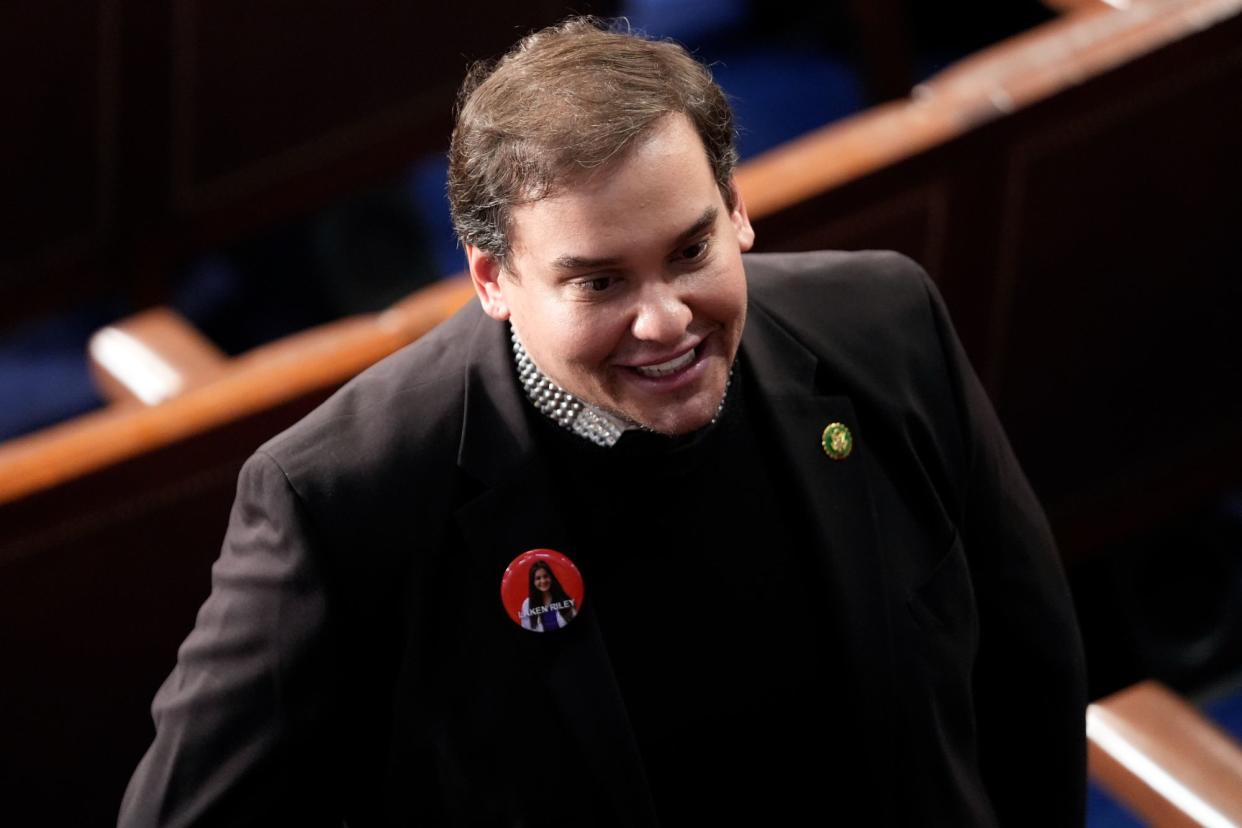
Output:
top-left (0, 1), bottom-right (604, 329)
top-left (740, 0), bottom-right (1242, 558)
top-left (993, 38), bottom-right (1242, 508)
top-left (0, 275), bottom-right (475, 824)
top-left (0, 0), bottom-right (119, 308)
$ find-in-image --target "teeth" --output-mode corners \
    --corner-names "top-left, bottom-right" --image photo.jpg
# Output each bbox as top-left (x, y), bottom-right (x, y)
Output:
top-left (635, 348), bottom-right (696, 378)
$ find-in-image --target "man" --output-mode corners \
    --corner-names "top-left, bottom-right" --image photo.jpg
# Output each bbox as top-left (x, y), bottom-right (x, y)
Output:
top-left (121, 17), bottom-right (1086, 827)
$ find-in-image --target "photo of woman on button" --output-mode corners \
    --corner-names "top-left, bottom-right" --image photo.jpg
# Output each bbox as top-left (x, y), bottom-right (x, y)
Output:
top-left (520, 560), bottom-right (577, 632)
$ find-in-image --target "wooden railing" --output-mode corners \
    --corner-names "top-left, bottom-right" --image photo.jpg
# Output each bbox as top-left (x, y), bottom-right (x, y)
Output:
top-left (737, 0), bottom-right (1242, 562)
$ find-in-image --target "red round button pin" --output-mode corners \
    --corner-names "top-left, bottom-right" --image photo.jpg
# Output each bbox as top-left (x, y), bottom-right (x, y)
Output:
top-left (501, 549), bottom-right (584, 633)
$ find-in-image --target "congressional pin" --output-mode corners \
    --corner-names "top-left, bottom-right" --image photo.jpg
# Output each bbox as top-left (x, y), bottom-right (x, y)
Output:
top-left (821, 422), bottom-right (853, 460)
top-left (500, 549), bottom-right (584, 633)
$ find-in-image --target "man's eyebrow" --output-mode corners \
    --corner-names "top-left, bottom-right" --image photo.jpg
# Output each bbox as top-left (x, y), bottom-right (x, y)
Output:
top-left (673, 206), bottom-right (718, 248)
top-left (552, 252), bottom-right (623, 271)
top-left (551, 206), bottom-right (719, 271)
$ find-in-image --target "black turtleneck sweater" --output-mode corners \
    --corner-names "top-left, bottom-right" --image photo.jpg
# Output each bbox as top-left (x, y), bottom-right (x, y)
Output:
top-left (531, 357), bottom-right (854, 822)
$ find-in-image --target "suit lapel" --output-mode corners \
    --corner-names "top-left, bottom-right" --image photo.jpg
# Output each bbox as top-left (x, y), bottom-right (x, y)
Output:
top-left (453, 315), bottom-right (658, 826)
top-left (743, 299), bottom-right (897, 814)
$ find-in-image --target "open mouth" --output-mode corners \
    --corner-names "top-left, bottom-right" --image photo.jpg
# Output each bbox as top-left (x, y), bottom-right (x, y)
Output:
top-left (632, 348), bottom-right (696, 378)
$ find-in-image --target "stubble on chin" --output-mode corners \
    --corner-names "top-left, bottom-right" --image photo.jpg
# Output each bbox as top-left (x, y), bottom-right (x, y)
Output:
top-left (602, 370), bottom-right (733, 437)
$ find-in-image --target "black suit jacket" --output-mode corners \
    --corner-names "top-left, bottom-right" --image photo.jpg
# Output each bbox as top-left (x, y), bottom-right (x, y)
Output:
top-left (120, 251), bottom-right (1086, 826)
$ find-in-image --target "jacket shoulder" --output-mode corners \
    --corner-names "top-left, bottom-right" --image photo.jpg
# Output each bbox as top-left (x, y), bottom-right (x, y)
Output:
top-left (746, 250), bottom-right (931, 329)
top-left (745, 250), bottom-right (942, 378)
top-left (253, 297), bottom-right (487, 504)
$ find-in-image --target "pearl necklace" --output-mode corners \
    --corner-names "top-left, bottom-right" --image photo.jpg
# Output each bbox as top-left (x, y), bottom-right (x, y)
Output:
top-left (511, 327), bottom-right (630, 447)
top-left (510, 325), bottom-right (733, 448)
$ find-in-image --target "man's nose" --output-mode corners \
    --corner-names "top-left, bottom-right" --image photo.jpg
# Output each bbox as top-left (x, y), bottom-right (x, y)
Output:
top-left (630, 283), bottom-right (693, 344)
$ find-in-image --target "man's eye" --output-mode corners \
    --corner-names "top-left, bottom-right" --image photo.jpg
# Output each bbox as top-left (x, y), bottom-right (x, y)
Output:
top-left (679, 240), bottom-right (709, 261)
top-left (579, 276), bottom-right (615, 293)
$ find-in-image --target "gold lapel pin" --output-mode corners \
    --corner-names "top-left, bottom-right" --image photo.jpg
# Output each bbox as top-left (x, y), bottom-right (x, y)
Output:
top-left (821, 422), bottom-right (853, 460)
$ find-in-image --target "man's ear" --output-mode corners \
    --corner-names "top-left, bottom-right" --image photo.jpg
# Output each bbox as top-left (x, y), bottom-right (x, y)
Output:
top-left (728, 179), bottom-right (755, 253)
top-left (466, 245), bottom-right (511, 321)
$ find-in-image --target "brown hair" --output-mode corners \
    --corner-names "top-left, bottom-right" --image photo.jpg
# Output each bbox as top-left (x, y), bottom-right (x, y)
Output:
top-left (447, 16), bottom-right (738, 267)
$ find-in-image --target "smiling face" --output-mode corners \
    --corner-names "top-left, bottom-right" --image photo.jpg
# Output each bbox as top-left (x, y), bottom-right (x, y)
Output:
top-left (467, 114), bottom-right (755, 436)
top-left (533, 565), bottom-right (552, 594)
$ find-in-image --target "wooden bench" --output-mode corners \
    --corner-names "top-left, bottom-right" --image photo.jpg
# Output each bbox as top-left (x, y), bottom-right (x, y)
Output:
top-left (1089, 680), bottom-right (1242, 825)
top-left (0, 276), bottom-right (475, 824)
top-left (736, 0), bottom-right (1242, 562)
